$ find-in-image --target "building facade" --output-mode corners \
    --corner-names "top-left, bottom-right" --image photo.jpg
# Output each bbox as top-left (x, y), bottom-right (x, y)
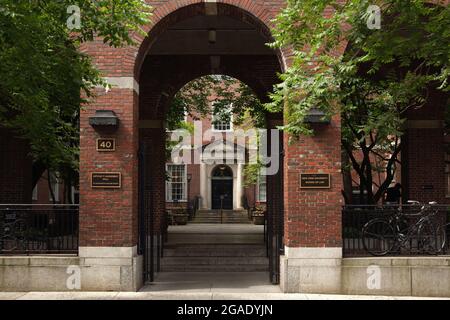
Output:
top-left (166, 110), bottom-right (265, 212)
top-left (0, 0), bottom-right (449, 296)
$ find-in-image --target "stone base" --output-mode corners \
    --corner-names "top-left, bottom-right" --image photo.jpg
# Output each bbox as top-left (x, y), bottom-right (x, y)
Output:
top-left (342, 257), bottom-right (450, 298)
top-left (0, 247), bottom-right (143, 292)
top-left (280, 247), bottom-right (342, 294)
top-left (78, 246), bottom-right (143, 291)
top-left (280, 248), bottom-right (450, 297)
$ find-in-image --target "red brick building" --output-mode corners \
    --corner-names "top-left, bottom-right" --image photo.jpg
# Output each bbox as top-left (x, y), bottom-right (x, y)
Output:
top-left (0, 1), bottom-right (449, 294)
top-left (165, 104), bottom-right (265, 213)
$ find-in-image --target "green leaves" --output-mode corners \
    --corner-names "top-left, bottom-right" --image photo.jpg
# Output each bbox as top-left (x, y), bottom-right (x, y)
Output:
top-left (269, 0), bottom-right (449, 203)
top-left (270, 0), bottom-right (449, 139)
top-left (168, 75), bottom-right (267, 131)
top-left (0, 0), bottom-right (151, 186)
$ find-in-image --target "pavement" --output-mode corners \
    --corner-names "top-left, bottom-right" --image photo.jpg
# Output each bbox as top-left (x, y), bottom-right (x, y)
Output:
top-left (0, 272), bottom-right (448, 300)
top-left (0, 291), bottom-right (447, 300)
top-left (1, 224), bottom-right (448, 300)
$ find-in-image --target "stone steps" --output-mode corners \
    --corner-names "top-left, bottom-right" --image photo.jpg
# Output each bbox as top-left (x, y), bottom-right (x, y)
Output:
top-left (192, 210), bottom-right (251, 224)
top-left (161, 264), bottom-right (269, 272)
top-left (192, 219), bottom-right (251, 224)
top-left (164, 244), bottom-right (267, 257)
top-left (162, 257), bottom-right (269, 265)
top-left (161, 242), bottom-right (268, 272)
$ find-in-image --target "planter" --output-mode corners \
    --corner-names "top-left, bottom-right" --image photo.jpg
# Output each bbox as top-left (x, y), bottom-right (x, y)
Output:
top-left (252, 215), bottom-right (265, 225)
top-left (172, 214), bottom-right (188, 225)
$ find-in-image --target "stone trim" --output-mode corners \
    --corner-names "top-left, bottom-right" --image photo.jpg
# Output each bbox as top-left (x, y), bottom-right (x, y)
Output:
top-left (284, 247), bottom-right (342, 259)
top-left (205, 0), bottom-right (218, 16)
top-left (104, 77), bottom-right (140, 95)
top-left (79, 246), bottom-right (138, 258)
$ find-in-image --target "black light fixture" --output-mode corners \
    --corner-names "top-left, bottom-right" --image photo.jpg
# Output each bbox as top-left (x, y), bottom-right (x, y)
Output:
top-left (89, 110), bottom-right (120, 130)
top-left (208, 29), bottom-right (217, 44)
top-left (187, 173), bottom-right (192, 183)
top-left (304, 108), bottom-right (331, 124)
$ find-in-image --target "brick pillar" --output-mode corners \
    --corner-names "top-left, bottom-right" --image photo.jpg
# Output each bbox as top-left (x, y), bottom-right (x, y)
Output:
top-left (79, 78), bottom-right (142, 291)
top-left (280, 115), bottom-right (343, 293)
top-left (140, 127), bottom-right (167, 235)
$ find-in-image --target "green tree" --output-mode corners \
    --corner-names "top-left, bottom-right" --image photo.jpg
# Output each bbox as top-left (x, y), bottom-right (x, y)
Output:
top-left (0, 0), bottom-right (151, 198)
top-left (168, 75), bottom-right (266, 130)
top-left (269, 0), bottom-right (449, 204)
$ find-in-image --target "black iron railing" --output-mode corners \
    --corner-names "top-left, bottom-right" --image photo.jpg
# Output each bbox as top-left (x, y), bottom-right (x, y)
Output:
top-left (343, 204), bottom-right (450, 257)
top-left (0, 204), bottom-right (79, 255)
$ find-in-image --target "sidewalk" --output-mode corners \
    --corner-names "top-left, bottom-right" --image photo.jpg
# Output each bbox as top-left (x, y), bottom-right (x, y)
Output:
top-left (2, 271), bottom-right (448, 300)
top-left (0, 291), bottom-right (448, 300)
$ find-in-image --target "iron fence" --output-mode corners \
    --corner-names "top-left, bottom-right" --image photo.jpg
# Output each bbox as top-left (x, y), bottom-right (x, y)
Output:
top-left (343, 204), bottom-right (450, 257)
top-left (0, 204), bottom-right (79, 255)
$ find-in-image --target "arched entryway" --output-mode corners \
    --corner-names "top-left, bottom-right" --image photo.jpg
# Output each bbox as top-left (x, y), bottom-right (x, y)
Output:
top-left (79, 0), bottom-right (343, 293)
top-left (211, 165), bottom-right (234, 210)
top-left (134, 2), bottom-right (286, 286)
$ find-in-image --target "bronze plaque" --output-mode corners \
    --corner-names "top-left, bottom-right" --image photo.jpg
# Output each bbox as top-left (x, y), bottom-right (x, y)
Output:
top-left (91, 172), bottom-right (121, 189)
top-left (96, 138), bottom-right (116, 152)
top-left (300, 173), bottom-right (331, 189)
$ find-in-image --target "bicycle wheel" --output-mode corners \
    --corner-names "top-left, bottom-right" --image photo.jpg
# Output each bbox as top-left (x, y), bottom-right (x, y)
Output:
top-left (437, 223), bottom-right (449, 254)
top-left (362, 219), bottom-right (396, 256)
top-left (418, 220), bottom-right (445, 255)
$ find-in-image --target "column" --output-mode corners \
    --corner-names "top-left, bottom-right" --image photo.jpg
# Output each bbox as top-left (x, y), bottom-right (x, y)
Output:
top-left (200, 162), bottom-right (208, 209)
top-left (236, 163), bottom-right (244, 209)
top-left (280, 114), bottom-right (343, 294)
top-left (79, 76), bottom-right (141, 291)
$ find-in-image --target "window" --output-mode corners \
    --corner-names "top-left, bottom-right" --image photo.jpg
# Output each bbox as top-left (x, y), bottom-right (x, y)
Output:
top-left (446, 153), bottom-right (450, 198)
top-left (49, 172), bottom-right (59, 202)
top-left (166, 164), bottom-right (187, 202)
top-left (32, 185), bottom-right (38, 201)
top-left (212, 103), bottom-right (233, 132)
top-left (258, 176), bottom-right (267, 202)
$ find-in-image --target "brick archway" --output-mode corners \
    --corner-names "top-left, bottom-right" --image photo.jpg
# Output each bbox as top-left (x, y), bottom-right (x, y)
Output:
top-left (79, 0), bottom-right (343, 292)
top-left (136, 1), bottom-right (286, 284)
top-left (133, 1), bottom-right (287, 79)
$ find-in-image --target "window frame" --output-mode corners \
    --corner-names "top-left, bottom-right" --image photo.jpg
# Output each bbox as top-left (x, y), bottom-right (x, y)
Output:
top-left (212, 103), bottom-right (233, 133)
top-left (166, 164), bottom-right (188, 202)
top-left (257, 175), bottom-right (267, 203)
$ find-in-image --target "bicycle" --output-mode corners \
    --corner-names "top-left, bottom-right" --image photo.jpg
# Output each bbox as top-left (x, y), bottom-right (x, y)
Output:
top-left (362, 201), bottom-right (446, 256)
top-left (0, 218), bottom-right (27, 252)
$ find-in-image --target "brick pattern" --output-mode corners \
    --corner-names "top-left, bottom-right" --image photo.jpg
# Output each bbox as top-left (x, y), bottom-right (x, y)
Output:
top-left (79, 89), bottom-right (139, 247)
top-left (80, 0), bottom-right (346, 250)
top-left (0, 128), bottom-right (32, 204)
top-left (404, 128), bottom-right (447, 204)
top-left (283, 116), bottom-right (343, 248)
top-left (80, 1), bottom-right (287, 80)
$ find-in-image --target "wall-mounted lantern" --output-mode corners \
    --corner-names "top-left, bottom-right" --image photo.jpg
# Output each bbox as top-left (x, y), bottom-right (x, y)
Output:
top-left (304, 108), bottom-right (331, 124)
top-left (89, 110), bottom-right (120, 130)
top-left (208, 29), bottom-right (217, 44)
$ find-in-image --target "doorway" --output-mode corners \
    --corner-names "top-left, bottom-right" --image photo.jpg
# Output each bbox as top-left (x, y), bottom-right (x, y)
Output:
top-left (211, 165), bottom-right (233, 210)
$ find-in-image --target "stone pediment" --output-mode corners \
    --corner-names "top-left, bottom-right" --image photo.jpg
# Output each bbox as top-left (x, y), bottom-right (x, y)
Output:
top-left (201, 140), bottom-right (246, 164)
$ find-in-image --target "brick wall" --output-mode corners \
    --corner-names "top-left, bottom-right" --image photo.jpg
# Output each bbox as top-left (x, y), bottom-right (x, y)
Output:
top-left (79, 89), bottom-right (139, 247)
top-left (0, 128), bottom-right (32, 204)
top-left (80, 0), bottom-right (344, 251)
top-left (283, 116), bottom-right (343, 248)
